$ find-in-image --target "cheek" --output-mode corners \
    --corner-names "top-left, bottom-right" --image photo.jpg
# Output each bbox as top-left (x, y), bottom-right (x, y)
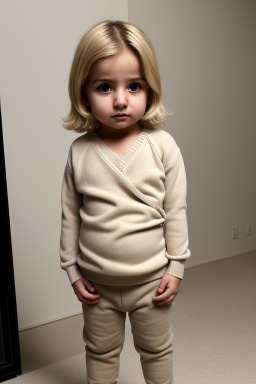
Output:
top-left (135, 95), bottom-right (148, 112)
top-left (88, 95), bottom-right (108, 113)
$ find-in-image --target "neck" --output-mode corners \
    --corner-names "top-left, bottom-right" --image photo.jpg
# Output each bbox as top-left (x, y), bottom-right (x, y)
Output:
top-left (97, 124), bottom-right (142, 141)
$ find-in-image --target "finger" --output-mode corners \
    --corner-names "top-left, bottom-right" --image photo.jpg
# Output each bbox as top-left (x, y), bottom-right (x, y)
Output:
top-left (153, 288), bottom-right (172, 302)
top-left (75, 286), bottom-right (100, 300)
top-left (76, 291), bottom-right (100, 304)
top-left (156, 294), bottom-right (176, 306)
top-left (84, 298), bottom-right (100, 305)
top-left (83, 278), bottom-right (96, 293)
top-left (157, 276), bottom-right (169, 293)
top-left (82, 290), bottom-right (100, 301)
top-left (76, 282), bottom-right (100, 298)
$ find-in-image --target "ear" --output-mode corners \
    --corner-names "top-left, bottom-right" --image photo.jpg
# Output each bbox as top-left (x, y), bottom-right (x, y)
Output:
top-left (84, 100), bottom-right (91, 113)
top-left (146, 91), bottom-right (151, 111)
top-left (81, 83), bottom-right (90, 111)
top-left (147, 89), bottom-right (152, 103)
top-left (82, 94), bottom-right (92, 113)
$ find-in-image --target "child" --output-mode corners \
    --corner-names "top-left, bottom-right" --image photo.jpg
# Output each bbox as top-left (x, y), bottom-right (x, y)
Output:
top-left (60, 20), bottom-right (191, 384)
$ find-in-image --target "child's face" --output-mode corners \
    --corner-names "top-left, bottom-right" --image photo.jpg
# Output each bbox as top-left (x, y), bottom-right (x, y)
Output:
top-left (85, 48), bottom-right (149, 134)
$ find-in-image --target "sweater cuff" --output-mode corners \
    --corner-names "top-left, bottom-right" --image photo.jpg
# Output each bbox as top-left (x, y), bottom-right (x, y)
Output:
top-left (165, 260), bottom-right (185, 280)
top-left (66, 264), bottom-right (83, 285)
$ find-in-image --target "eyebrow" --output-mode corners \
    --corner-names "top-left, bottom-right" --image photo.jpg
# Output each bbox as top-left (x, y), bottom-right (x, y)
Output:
top-left (91, 77), bottom-right (146, 84)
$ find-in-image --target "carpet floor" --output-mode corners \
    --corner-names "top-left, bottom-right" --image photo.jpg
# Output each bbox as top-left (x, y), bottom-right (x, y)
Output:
top-left (5, 251), bottom-right (256, 383)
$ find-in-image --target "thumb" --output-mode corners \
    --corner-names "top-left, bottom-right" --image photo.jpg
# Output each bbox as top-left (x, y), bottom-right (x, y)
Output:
top-left (83, 278), bottom-right (95, 292)
top-left (158, 275), bottom-right (169, 293)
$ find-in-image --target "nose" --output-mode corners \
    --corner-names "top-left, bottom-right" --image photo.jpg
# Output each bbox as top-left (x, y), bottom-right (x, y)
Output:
top-left (114, 88), bottom-right (127, 109)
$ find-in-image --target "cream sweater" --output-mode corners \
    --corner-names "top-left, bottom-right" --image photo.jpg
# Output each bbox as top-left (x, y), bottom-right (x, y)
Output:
top-left (60, 127), bottom-right (191, 286)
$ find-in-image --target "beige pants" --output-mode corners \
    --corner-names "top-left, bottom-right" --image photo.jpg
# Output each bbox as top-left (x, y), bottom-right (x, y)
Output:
top-left (82, 278), bottom-right (173, 384)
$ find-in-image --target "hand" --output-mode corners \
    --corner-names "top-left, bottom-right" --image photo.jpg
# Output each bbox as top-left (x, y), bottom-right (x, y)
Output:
top-left (152, 275), bottom-right (181, 306)
top-left (72, 277), bottom-right (100, 304)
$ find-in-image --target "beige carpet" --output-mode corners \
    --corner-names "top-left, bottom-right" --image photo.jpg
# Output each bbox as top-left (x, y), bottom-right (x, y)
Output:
top-left (6, 251), bottom-right (256, 383)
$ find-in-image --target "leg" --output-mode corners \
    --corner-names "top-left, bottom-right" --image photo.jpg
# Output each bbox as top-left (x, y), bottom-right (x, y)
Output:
top-left (128, 279), bottom-right (174, 384)
top-left (82, 283), bottom-right (126, 384)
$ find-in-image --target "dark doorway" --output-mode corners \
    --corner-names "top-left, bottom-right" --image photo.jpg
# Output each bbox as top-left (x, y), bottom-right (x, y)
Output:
top-left (0, 104), bottom-right (21, 381)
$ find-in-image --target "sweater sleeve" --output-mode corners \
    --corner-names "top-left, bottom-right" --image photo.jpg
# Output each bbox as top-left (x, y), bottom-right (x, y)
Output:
top-left (163, 150), bottom-right (191, 279)
top-left (60, 158), bottom-right (84, 285)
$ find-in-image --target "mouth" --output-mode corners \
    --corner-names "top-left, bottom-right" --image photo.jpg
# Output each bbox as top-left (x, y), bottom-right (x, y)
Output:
top-left (112, 113), bottom-right (129, 120)
top-left (112, 113), bottom-right (129, 117)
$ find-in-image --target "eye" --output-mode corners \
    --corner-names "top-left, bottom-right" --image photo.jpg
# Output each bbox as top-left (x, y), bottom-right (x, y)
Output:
top-left (98, 83), bottom-right (111, 93)
top-left (128, 83), bottom-right (141, 93)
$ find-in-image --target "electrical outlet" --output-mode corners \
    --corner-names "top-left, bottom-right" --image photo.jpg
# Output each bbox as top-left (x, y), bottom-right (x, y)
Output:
top-left (246, 222), bottom-right (252, 236)
top-left (232, 226), bottom-right (239, 239)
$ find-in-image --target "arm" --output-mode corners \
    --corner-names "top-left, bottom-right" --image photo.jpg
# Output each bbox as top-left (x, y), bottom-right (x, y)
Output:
top-left (60, 158), bottom-right (84, 285)
top-left (163, 150), bottom-right (191, 279)
top-left (60, 148), bottom-right (100, 304)
top-left (153, 150), bottom-right (191, 305)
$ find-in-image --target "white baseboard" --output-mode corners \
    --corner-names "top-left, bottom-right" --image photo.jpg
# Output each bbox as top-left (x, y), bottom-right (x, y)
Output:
top-left (19, 310), bottom-right (83, 332)
top-left (185, 248), bottom-right (256, 270)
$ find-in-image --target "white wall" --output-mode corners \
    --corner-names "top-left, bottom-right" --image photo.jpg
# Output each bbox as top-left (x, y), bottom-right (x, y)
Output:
top-left (0, 0), bottom-right (128, 330)
top-left (128, 0), bottom-right (256, 268)
top-left (1, 0), bottom-right (256, 330)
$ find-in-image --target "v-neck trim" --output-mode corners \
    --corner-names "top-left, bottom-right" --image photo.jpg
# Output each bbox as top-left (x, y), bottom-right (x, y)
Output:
top-left (89, 128), bottom-right (148, 172)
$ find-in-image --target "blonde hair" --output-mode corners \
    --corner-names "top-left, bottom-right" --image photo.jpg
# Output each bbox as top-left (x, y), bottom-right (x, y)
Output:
top-left (63, 20), bottom-right (170, 132)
